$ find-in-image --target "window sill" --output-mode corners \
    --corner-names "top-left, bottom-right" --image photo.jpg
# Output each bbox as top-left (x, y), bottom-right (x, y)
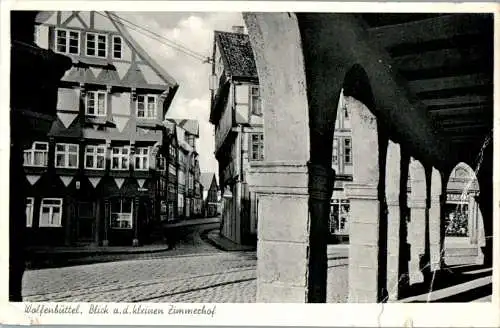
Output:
top-left (38, 225), bottom-right (63, 228)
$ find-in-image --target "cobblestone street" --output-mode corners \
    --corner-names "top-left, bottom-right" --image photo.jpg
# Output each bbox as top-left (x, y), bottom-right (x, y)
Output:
top-left (22, 224), bottom-right (349, 303)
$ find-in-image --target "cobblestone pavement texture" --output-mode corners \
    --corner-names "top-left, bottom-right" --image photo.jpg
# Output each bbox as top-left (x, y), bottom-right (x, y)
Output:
top-left (23, 224), bottom-right (349, 303)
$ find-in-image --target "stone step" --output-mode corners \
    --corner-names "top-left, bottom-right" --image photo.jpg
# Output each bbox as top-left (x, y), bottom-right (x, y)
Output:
top-left (445, 246), bottom-right (479, 257)
top-left (444, 245), bottom-right (482, 265)
top-left (444, 255), bottom-right (482, 266)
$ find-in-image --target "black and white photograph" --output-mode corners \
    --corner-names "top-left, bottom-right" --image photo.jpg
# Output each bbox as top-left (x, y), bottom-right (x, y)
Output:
top-left (3, 3), bottom-right (498, 325)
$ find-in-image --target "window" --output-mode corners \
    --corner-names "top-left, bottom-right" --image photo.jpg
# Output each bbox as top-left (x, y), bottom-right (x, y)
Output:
top-left (178, 170), bottom-right (185, 186)
top-left (178, 151), bottom-right (186, 165)
top-left (169, 145), bottom-right (176, 159)
top-left (188, 174), bottom-right (194, 190)
top-left (134, 147), bottom-right (150, 171)
top-left (137, 95), bottom-right (157, 119)
top-left (329, 199), bottom-right (350, 234)
top-left (250, 86), bottom-right (262, 115)
top-left (158, 156), bottom-right (166, 171)
top-left (39, 198), bottom-right (63, 227)
top-left (344, 138), bottom-right (352, 165)
top-left (111, 146), bottom-right (130, 170)
top-left (86, 91), bottom-right (107, 116)
top-left (86, 32), bottom-right (107, 58)
top-left (332, 138), bottom-right (339, 165)
top-left (169, 164), bottom-right (176, 175)
top-left (250, 133), bottom-right (264, 161)
top-left (55, 143), bottom-right (79, 169)
top-left (444, 201), bottom-right (469, 237)
top-left (112, 36), bottom-right (122, 59)
top-left (84, 145), bottom-right (106, 170)
top-left (110, 199), bottom-right (133, 229)
top-left (23, 141), bottom-right (48, 167)
top-left (26, 198), bottom-right (34, 227)
top-left (55, 29), bottom-right (80, 55)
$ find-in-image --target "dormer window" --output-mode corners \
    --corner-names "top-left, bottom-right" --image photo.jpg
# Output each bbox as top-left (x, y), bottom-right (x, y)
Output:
top-left (112, 36), bottom-right (123, 59)
top-left (55, 29), bottom-right (80, 55)
top-left (137, 95), bottom-right (157, 119)
top-left (86, 91), bottom-right (107, 116)
top-left (86, 32), bottom-right (107, 58)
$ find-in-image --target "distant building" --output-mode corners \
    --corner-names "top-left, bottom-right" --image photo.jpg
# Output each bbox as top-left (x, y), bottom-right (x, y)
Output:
top-left (209, 27), bottom-right (261, 245)
top-left (200, 173), bottom-right (219, 217)
top-left (24, 11), bottom-right (178, 247)
top-left (165, 119), bottom-right (201, 220)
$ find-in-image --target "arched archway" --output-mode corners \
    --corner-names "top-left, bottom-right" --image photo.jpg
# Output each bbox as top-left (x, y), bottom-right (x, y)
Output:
top-left (443, 162), bottom-right (485, 266)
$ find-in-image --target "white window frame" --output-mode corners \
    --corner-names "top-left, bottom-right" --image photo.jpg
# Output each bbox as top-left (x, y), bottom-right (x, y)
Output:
top-left (250, 86), bottom-right (262, 115)
top-left (168, 164), bottom-right (176, 176)
top-left (134, 147), bottom-right (150, 171)
top-left (84, 145), bottom-right (106, 170)
top-left (39, 198), bottom-right (63, 227)
top-left (111, 146), bottom-right (130, 171)
top-left (86, 91), bottom-right (108, 117)
top-left (26, 197), bottom-right (34, 227)
top-left (55, 143), bottom-right (79, 169)
top-left (112, 35), bottom-right (123, 59)
top-left (136, 95), bottom-right (158, 119)
top-left (250, 133), bottom-right (264, 161)
top-left (110, 199), bottom-right (134, 229)
top-left (86, 32), bottom-right (108, 58)
top-left (23, 141), bottom-right (49, 167)
top-left (54, 28), bottom-right (80, 55)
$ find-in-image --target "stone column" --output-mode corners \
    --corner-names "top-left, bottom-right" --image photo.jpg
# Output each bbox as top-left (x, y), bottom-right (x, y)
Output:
top-left (429, 167), bottom-right (442, 271)
top-left (385, 140), bottom-right (402, 301)
top-left (244, 13), bottom-right (314, 302)
top-left (344, 96), bottom-right (381, 303)
top-left (408, 159), bottom-right (426, 284)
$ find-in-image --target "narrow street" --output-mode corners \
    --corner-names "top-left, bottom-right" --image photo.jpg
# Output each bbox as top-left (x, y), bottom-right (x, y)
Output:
top-left (22, 221), bottom-right (349, 303)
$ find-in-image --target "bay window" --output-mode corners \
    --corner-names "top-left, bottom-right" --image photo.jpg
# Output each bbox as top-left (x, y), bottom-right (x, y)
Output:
top-left (23, 141), bottom-right (49, 167)
top-left (55, 143), bottom-right (79, 169)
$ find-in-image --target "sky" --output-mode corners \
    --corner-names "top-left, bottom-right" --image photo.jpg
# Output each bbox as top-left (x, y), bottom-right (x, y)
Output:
top-left (117, 12), bottom-right (245, 175)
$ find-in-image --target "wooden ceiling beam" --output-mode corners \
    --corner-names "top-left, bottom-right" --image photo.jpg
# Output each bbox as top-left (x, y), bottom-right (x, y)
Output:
top-left (368, 14), bottom-right (490, 49)
top-left (407, 74), bottom-right (491, 93)
top-left (422, 95), bottom-right (489, 107)
top-left (428, 105), bottom-right (491, 116)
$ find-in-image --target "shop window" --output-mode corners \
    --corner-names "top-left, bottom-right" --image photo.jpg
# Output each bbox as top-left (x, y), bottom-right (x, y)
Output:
top-left (110, 199), bottom-right (133, 229)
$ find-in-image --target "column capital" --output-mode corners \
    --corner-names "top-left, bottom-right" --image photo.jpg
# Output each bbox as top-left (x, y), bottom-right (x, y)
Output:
top-left (247, 161), bottom-right (308, 196)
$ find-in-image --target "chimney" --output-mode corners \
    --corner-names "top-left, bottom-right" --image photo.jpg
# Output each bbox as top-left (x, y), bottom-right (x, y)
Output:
top-left (231, 25), bottom-right (245, 34)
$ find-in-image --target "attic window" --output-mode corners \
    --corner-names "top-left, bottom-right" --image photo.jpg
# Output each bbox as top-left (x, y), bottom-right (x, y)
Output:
top-left (86, 32), bottom-right (107, 58)
top-left (112, 36), bottom-right (123, 59)
top-left (55, 29), bottom-right (80, 55)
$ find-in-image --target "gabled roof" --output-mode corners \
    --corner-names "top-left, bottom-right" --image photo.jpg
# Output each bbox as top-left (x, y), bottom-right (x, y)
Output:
top-left (200, 172), bottom-right (217, 191)
top-left (214, 31), bottom-right (258, 81)
top-left (166, 118), bottom-right (199, 137)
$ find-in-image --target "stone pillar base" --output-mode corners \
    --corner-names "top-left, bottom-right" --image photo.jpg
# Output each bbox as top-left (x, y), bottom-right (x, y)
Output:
top-left (132, 239), bottom-right (139, 247)
top-left (408, 199), bottom-right (426, 285)
top-left (248, 161), bottom-right (310, 303)
top-left (386, 201), bottom-right (400, 302)
top-left (102, 240), bottom-right (109, 246)
top-left (345, 183), bottom-right (380, 303)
